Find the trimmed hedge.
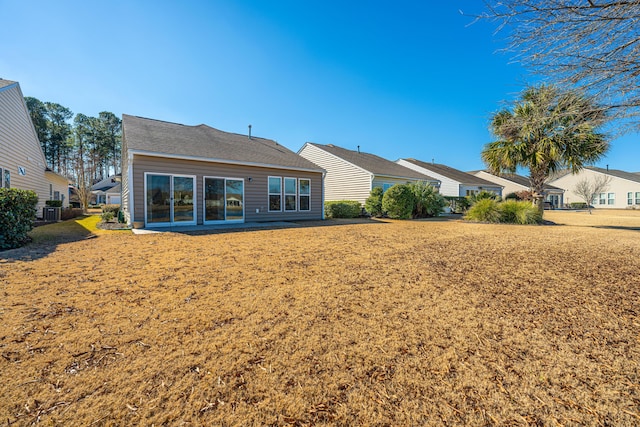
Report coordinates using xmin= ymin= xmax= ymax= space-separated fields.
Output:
xmin=45 ymin=200 xmax=63 ymax=207
xmin=364 ymin=187 xmax=384 ymax=217
xmin=0 ymin=188 xmax=39 ymax=250
xmin=382 ymin=184 xmax=415 ymax=219
xmin=324 ymin=200 xmax=361 ymax=218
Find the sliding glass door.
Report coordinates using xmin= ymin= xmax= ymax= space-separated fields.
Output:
xmin=145 ymin=173 xmax=195 ymax=226
xmin=204 ymin=177 xmax=244 ymax=223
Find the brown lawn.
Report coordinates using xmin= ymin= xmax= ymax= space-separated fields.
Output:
xmin=1 ymin=210 xmax=639 ymax=425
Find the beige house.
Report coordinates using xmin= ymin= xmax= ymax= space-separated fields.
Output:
xmin=397 ymin=159 xmax=502 ymax=198
xmin=298 ymin=143 xmax=439 ymax=205
xmin=550 ymin=167 xmax=640 ymax=209
xmin=471 ymin=170 xmax=565 ymax=208
xmin=0 ymin=79 xmax=69 ymax=215
xmin=121 ymin=115 xmax=325 ymax=228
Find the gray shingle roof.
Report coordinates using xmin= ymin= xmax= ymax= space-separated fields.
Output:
xmin=0 ymin=79 xmax=17 ymax=89
xmin=402 ymin=159 xmax=499 ymax=186
xmin=307 ymin=143 xmax=437 ymax=181
xmin=475 ymin=171 xmax=563 ymax=191
xmin=123 ymin=115 xmax=323 ymax=172
xmin=588 ymin=167 xmax=640 ymax=184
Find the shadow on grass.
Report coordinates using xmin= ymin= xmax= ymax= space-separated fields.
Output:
xmin=0 ymin=216 xmax=98 ymax=262
xmin=591 ymin=225 xmax=640 ymax=232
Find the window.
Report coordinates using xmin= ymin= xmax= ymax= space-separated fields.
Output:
xmin=636 ymin=192 xmax=640 ymax=205
xmin=299 ymin=179 xmax=310 ymax=211
xmin=608 ymin=193 xmax=615 ymax=205
xmin=54 ymin=191 xmax=60 ymax=201
xmin=284 ymin=178 xmax=297 ymax=211
xmin=629 ymin=192 xmax=634 ymax=206
xmin=268 ymin=177 xmax=282 ymax=211
xmin=599 ymin=193 xmax=606 ymax=205
xmin=50 ymin=184 xmax=53 ymax=198
xmin=382 ymin=183 xmax=393 ymax=192
xmin=466 ymin=189 xmax=478 ymax=197
xmin=3 ymin=168 xmax=9 ymax=188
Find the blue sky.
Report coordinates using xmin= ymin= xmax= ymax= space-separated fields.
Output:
xmin=2 ymin=0 xmax=638 ymax=172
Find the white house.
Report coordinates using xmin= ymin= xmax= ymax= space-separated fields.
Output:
xmin=550 ymin=167 xmax=640 ymax=209
xmin=0 ymin=79 xmax=69 ymax=215
xmin=397 ymin=158 xmax=503 ymax=198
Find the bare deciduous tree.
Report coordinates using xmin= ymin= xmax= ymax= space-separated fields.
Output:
xmin=573 ymin=174 xmax=612 ymax=214
xmin=477 ymin=1 xmax=640 ymax=131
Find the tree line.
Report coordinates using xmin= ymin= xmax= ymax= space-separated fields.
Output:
xmin=25 ymin=97 xmax=121 ymax=210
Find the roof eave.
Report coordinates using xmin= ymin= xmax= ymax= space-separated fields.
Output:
xmin=128 ymin=149 xmax=325 ymax=174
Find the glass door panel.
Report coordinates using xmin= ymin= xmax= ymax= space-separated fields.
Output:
xmin=173 ymin=176 xmax=194 ymax=222
xmin=225 ymin=179 xmax=244 ymax=220
xmin=204 ymin=178 xmax=225 ymax=221
xmin=146 ymin=174 xmax=171 ymax=224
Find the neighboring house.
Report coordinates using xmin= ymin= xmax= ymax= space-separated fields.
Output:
xmin=0 ymin=79 xmax=69 ymax=215
xmin=549 ymin=167 xmax=640 ymax=209
xmin=91 ymin=174 xmax=121 ymax=205
xmin=297 ymin=143 xmax=439 ymax=204
xmin=121 ymin=115 xmax=325 ymax=227
xmin=471 ymin=170 xmax=565 ymax=208
xmin=397 ymin=158 xmax=503 ymax=198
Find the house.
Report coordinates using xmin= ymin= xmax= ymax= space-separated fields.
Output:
xmin=471 ymin=170 xmax=565 ymax=208
xmin=549 ymin=167 xmax=640 ymax=209
xmin=91 ymin=174 xmax=121 ymax=205
xmin=297 ymin=143 xmax=439 ymax=205
xmin=396 ymin=158 xmax=503 ymax=198
xmin=0 ymin=79 xmax=69 ymax=215
xmin=121 ymin=115 xmax=325 ymax=227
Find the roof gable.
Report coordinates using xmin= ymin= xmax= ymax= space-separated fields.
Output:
xmin=307 ymin=143 xmax=436 ymax=181
xmin=122 ymin=115 xmax=323 ymax=172
xmin=588 ymin=167 xmax=640 ymax=184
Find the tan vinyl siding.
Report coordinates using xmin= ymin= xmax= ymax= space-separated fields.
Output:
xmin=0 ymin=83 xmax=53 ymax=216
xmin=551 ymin=168 xmax=640 ymax=209
xmin=299 ymin=143 xmax=371 ymax=204
xmin=130 ymin=155 xmax=323 ymax=224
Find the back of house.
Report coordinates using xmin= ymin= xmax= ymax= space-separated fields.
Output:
xmin=121 ymin=115 xmax=325 ymax=228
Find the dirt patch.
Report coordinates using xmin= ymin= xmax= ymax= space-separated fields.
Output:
xmin=1 ymin=212 xmax=639 ymax=425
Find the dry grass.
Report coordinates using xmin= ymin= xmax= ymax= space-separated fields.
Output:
xmin=1 ymin=211 xmax=639 ymax=425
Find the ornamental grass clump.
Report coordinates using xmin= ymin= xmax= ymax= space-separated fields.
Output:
xmin=465 ymin=199 xmax=542 ymax=224
xmin=464 ymin=198 xmax=501 ymax=223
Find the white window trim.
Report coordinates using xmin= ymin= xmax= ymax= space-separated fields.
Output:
xmin=268 ymin=176 xmax=282 ymax=212
xmin=202 ymin=176 xmax=245 ymax=224
xmin=284 ymin=177 xmax=297 ymax=211
xmin=299 ymin=178 xmax=311 ymax=211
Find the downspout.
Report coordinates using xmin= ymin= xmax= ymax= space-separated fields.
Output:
xmin=321 ymin=171 xmax=326 ymax=220
xmin=127 ymin=151 xmax=134 ymax=226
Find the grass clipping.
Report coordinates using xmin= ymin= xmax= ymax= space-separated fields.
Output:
xmin=0 ymin=210 xmax=639 ymax=425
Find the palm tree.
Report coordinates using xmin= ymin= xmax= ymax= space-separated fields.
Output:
xmin=482 ymin=84 xmax=609 ymax=214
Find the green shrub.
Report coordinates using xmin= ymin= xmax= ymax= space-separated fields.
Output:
xmin=61 ymin=208 xmax=84 ymax=220
xmin=504 ymin=192 xmax=520 ymax=200
xmin=45 ymin=200 xmax=63 ymax=207
xmin=467 ymin=190 xmax=501 ymax=205
xmin=499 ymin=200 xmax=542 ymax=224
xmin=324 ymin=200 xmax=361 ymax=218
xmin=464 ymin=198 xmax=501 ymax=223
xmin=364 ymin=187 xmax=384 ymax=217
xmin=445 ymin=196 xmax=470 ymax=213
xmin=102 ymin=204 xmax=120 ymax=215
xmin=101 ymin=211 xmax=115 ymax=222
xmin=382 ymin=184 xmax=415 ymax=219
xmin=411 ymin=181 xmax=446 ymax=218
xmin=0 ymin=188 xmax=39 ymax=250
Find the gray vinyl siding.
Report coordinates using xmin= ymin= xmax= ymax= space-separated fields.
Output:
xmin=130 ymin=155 xmax=323 ymax=225
xmin=0 ymin=83 xmax=58 ymax=216
xmin=299 ymin=143 xmax=371 ymax=204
